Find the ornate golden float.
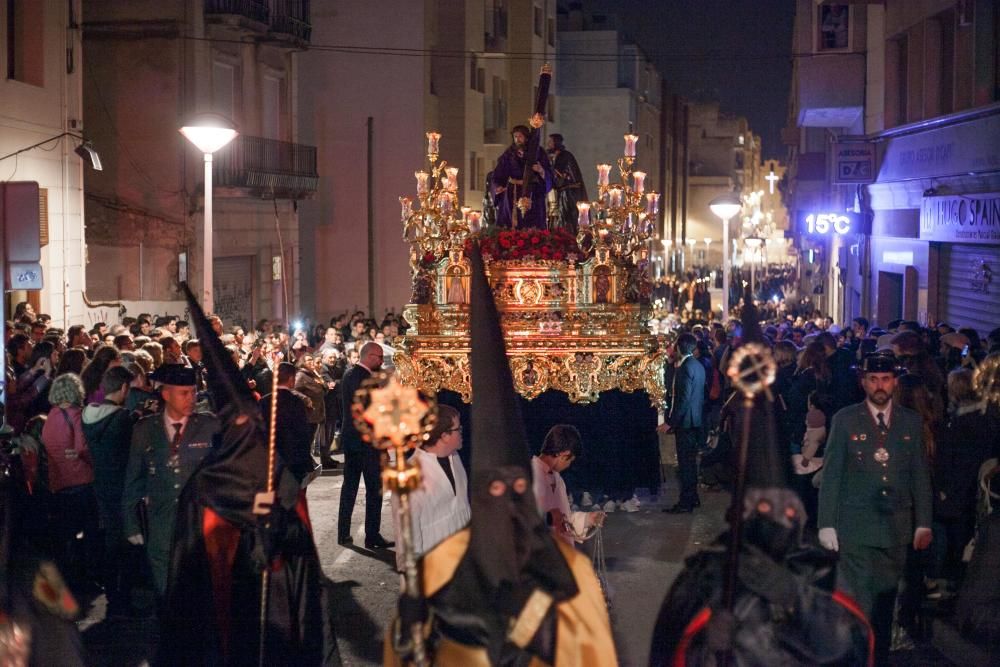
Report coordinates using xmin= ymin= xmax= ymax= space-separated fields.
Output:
xmin=395 ymin=130 xmax=667 ymax=406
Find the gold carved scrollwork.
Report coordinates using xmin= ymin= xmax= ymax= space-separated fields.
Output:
xmin=517 ymin=280 xmax=541 ymax=305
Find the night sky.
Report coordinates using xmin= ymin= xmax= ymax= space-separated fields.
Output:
xmin=579 ymin=0 xmax=797 ymax=160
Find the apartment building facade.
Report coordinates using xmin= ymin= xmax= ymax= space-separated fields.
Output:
xmin=298 ymin=0 xmax=558 ymax=319
xmin=82 ymin=0 xmax=316 ymax=328
xmin=1 ymin=0 xmax=87 ymax=328
xmin=786 ymin=0 xmax=999 ymax=332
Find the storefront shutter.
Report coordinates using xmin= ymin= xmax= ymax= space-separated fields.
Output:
xmin=939 ymin=243 xmax=1000 ymax=336
xmin=213 ymin=255 xmax=254 ymax=330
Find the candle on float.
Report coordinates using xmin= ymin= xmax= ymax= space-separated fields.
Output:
xmin=415 ymin=171 xmax=430 ymax=195
xmin=426 ymin=131 xmax=441 ymax=155
xmin=468 ymin=211 xmax=482 ymax=233
xmin=633 ymin=171 xmax=646 ymax=194
xmin=400 ymin=196 xmax=413 ymax=220
xmin=597 ymin=164 xmax=611 ymax=187
xmin=445 ymin=167 xmax=459 ymax=191
xmin=645 ymin=192 xmax=660 ymax=216
xmin=624 ymin=133 xmax=639 ymax=158
xmin=576 ymin=201 xmax=591 ymax=228
xmin=438 ymin=191 xmax=452 ymax=214
xmin=609 ymin=186 xmax=623 ymax=208
xmin=460 ymin=206 xmax=471 ymax=221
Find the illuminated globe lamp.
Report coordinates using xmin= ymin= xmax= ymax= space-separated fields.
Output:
xmin=709 ymin=193 xmax=743 ymax=319
xmin=179 ymin=113 xmax=239 ymax=313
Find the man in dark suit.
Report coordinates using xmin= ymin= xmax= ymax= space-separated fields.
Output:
xmin=122 ymin=365 xmax=220 ymax=595
xmin=337 ymin=342 xmax=393 ymax=549
xmin=659 ymin=333 xmax=706 ymax=513
xmin=260 ymin=362 xmax=317 ymax=484
xmin=818 ymin=352 xmax=932 ymax=664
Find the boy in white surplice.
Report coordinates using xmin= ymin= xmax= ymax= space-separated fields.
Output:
xmin=399 ymin=405 xmax=470 ymax=569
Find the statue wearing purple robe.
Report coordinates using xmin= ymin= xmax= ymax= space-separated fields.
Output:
xmin=490 ymin=126 xmax=554 ymax=230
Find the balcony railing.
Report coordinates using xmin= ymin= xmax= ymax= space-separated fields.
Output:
xmin=214 ymin=135 xmax=318 ymax=197
xmin=204 ymin=0 xmax=270 ymax=25
xmin=270 ymin=0 xmax=311 ymax=42
xmin=204 ymin=0 xmax=311 ymax=44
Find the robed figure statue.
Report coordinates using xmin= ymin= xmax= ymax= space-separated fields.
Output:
xmin=547 ymin=133 xmax=588 ymax=234
xmin=491 ymin=124 xmax=553 ymax=230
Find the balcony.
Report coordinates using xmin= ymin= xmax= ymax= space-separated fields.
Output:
xmin=204 ymin=0 xmax=311 ymax=45
xmin=204 ymin=0 xmax=270 ymax=29
xmin=796 ymin=52 xmax=865 ymax=128
xmin=269 ymin=0 xmax=311 ymax=44
xmin=213 ymin=135 xmax=318 ymax=199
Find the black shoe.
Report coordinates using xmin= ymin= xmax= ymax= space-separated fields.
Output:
xmin=337 ymin=536 xmax=353 ymax=546
xmin=365 ymin=535 xmax=395 ymax=549
xmin=663 ymin=503 xmax=696 ymax=514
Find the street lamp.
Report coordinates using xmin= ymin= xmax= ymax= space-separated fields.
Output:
xmin=179 ymin=113 xmax=238 ymax=313
xmin=709 ymin=193 xmax=742 ymax=319
xmin=744 ymin=235 xmax=764 ymax=298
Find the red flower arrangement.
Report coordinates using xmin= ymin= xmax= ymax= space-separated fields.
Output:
xmin=465 ymin=228 xmax=581 ymax=262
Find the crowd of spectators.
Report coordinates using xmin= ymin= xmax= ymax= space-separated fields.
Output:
xmin=1 ymin=301 xmax=408 ymax=615
xmin=663 ymin=305 xmax=1000 ymax=652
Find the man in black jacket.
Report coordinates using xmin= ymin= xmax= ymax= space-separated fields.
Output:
xmin=660 ymin=333 xmax=706 ymax=513
xmin=336 ymin=342 xmax=393 ymax=549
xmin=260 ymin=362 xmax=317 ymax=484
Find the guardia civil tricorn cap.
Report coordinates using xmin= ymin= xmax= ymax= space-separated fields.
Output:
xmin=858 ymin=351 xmax=904 ymax=376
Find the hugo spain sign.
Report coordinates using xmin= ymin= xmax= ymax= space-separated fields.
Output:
xmin=920 ymin=193 xmax=1000 ymax=244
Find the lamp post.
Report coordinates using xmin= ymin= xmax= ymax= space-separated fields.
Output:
xmin=179 ymin=113 xmax=238 ymax=313
xmin=709 ymin=193 xmax=742 ymax=319
xmin=744 ymin=235 xmax=764 ymax=299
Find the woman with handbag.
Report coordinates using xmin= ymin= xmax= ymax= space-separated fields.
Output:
xmin=41 ymin=373 xmax=101 ymax=595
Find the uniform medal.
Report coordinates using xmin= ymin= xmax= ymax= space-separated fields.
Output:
xmin=874 ymin=447 xmax=890 ymax=463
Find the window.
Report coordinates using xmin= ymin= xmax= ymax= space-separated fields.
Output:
xmin=817 ymin=4 xmax=850 ymax=51
xmin=894 ymin=34 xmax=909 ymax=125
xmin=6 ymin=0 xmax=44 ymax=86
xmin=212 ymin=61 xmax=238 ymax=121
xmin=936 ymin=10 xmax=956 ymax=115
xmin=262 ymin=75 xmax=281 ymax=140
xmin=547 ymin=16 xmax=555 ymax=47
xmin=533 ymin=5 xmax=542 ymax=37
xmin=470 ymin=151 xmax=480 ymax=191
xmin=477 ymin=67 xmax=485 ymax=93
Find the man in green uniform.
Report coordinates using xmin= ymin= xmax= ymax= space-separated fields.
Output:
xmin=818 ymin=352 xmax=932 ymax=664
xmin=122 ymin=365 xmax=219 ymax=595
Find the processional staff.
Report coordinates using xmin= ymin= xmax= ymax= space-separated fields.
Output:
xmin=352 ymin=374 xmax=437 ymax=666
xmin=720 ymin=342 xmax=776 ymax=663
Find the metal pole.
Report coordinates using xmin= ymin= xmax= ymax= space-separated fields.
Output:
xmin=366 ymin=117 xmax=375 ymax=317
xmin=722 ymin=215 xmax=731 ymax=319
xmin=204 ymin=152 xmax=214 ymax=314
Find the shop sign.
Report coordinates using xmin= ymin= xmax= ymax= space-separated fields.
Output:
xmin=920 ymin=193 xmax=1000 ymax=244
xmin=833 ymin=141 xmax=875 ymax=184
xmin=878 ymin=113 xmax=1000 ymax=182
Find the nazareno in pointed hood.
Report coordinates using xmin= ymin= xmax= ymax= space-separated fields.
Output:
xmin=179 ymin=283 xmax=294 ymax=525
xmin=428 ymin=244 xmax=577 ymax=660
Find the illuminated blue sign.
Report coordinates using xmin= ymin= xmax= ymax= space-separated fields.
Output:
xmin=797 ymin=211 xmax=860 ymax=236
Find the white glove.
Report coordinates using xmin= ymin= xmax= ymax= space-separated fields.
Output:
xmin=818 ymin=527 xmax=839 ymax=552
xmin=127 ymin=534 xmax=145 ymax=546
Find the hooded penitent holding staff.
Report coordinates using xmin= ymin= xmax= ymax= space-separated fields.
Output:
xmin=157 ymin=284 xmax=336 ymax=666
xmin=648 ymin=292 xmax=873 ymax=667
xmin=386 ymin=244 xmax=616 ymax=665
